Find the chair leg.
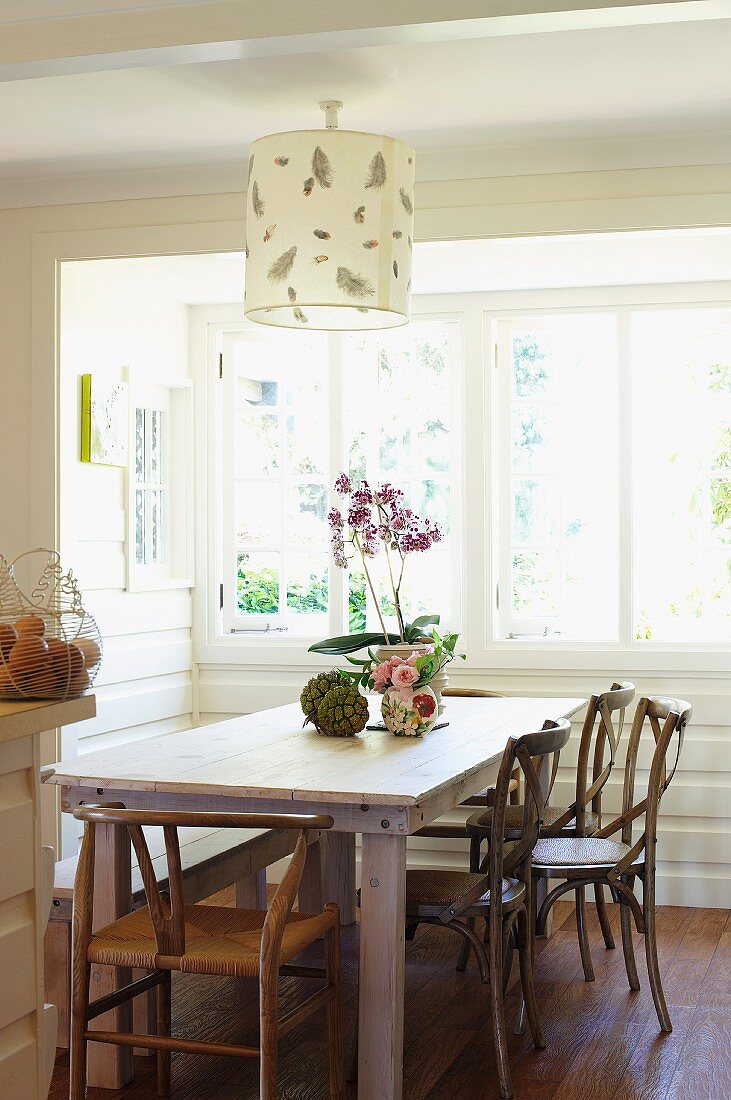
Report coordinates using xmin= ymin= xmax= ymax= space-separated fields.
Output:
xmin=516 ymin=903 xmax=545 ymax=1051
xmin=620 ymin=892 xmax=641 ymax=992
xmin=575 ymin=885 xmax=595 ymax=982
xmin=69 ymin=960 xmax=90 ymax=1100
xmin=457 ymin=833 xmax=483 ymax=972
xmin=156 ymin=971 xmax=172 ymax=1098
xmin=489 ymin=915 xmax=513 ymax=1099
xmin=325 ymin=906 xmax=344 ymax=1100
xmin=644 ymin=874 xmax=672 ymax=1032
xmin=260 ymin=974 xmax=279 ymax=1100
xmin=594 ymin=882 xmax=615 ymax=949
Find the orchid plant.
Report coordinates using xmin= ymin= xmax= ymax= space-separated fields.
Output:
xmin=308 ymin=473 xmax=446 ymax=655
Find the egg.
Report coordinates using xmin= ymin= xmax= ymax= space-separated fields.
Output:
xmin=0 ymin=666 xmax=19 ymax=695
xmin=66 ymin=668 xmax=90 ymax=696
xmin=25 ymin=661 xmax=58 ymax=697
xmin=16 ymin=615 xmax=45 ymax=638
xmin=73 ymin=637 xmax=101 ymax=668
xmin=8 ymin=636 xmax=49 ymax=679
xmin=0 ymin=623 xmax=18 ymax=658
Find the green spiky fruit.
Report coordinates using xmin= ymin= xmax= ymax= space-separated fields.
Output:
xmin=300 ymin=670 xmax=346 ymax=725
xmin=315 ymin=684 xmax=369 ymax=737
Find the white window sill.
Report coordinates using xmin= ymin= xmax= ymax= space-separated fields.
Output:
xmin=195 ymin=637 xmax=731 ymax=676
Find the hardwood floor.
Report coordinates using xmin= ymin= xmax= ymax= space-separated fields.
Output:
xmin=50 ymin=894 xmax=731 ymax=1100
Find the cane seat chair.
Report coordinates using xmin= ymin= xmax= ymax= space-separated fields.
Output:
xmin=531 ymin=695 xmax=691 ymax=1032
xmin=69 ymin=806 xmax=344 ymax=1100
xmin=404 ymin=717 xmax=572 ymax=1099
xmin=465 ymin=680 xmax=635 ymax=975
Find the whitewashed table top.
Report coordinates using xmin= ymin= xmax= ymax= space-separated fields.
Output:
xmin=49 ymin=695 xmax=585 ymax=808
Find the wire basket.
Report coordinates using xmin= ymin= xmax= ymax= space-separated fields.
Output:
xmin=0 ymin=549 xmax=102 ymax=701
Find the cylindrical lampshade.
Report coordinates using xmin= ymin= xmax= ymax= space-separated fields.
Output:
xmin=244 ymin=129 xmax=415 ymax=330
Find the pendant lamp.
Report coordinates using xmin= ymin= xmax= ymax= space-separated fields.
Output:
xmin=244 ymin=101 xmax=415 ymax=331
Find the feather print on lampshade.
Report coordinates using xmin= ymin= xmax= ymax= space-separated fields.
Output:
xmin=244 ymin=121 xmax=415 ymax=331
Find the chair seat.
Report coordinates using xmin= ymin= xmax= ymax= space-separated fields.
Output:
xmin=466 ymin=803 xmax=599 ymax=839
xmin=87 ymin=903 xmax=336 ymax=977
xmin=405 ymin=869 xmax=524 ymax=914
xmin=531 ymin=836 xmax=644 ymax=870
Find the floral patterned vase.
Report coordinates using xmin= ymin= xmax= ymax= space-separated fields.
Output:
xmin=381 ymin=684 xmax=439 ymax=737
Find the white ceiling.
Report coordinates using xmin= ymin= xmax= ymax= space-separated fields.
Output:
xmin=68 ymin=229 xmax=731 ymax=305
xmin=1 ymin=16 xmax=730 ymax=193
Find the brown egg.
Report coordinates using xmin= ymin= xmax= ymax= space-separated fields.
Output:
xmin=0 ymin=665 xmax=19 ymax=695
xmin=48 ymin=639 xmax=84 ymax=690
xmin=0 ymin=623 xmax=18 ymax=658
xmin=73 ymin=637 xmax=101 ymax=668
xmin=25 ymin=660 xmax=58 ymax=698
xmin=16 ymin=614 xmax=45 ymax=638
xmin=66 ymin=668 xmax=91 ymax=696
xmin=8 ymin=636 xmax=49 ymax=679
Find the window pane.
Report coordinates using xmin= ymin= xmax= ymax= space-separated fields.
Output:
xmin=135 ymin=409 xmax=145 ymax=482
xmin=632 ymin=308 xmax=731 ymax=641
xmin=501 ymin=313 xmax=619 ymax=641
xmin=512 ymin=331 xmax=556 ymax=398
xmin=285 ymin=555 xmax=328 ymax=615
xmin=235 ymin=482 xmax=282 ymax=547
xmin=284 ymin=483 xmax=328 ymax=548
xmin=234 ymin=411 xmax=279 ymax=476
xmin=135 ymin=489 xmax=145 ymax=564
xmin=150 ymin=409 xmax=162 ymax=483
xmin=237 ymin=551 xmax=279 ymax=615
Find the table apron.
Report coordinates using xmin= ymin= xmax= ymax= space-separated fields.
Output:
xmin=60 ymin=785 xmax=418 ymax=835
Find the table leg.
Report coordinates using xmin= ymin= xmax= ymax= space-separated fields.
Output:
xmin=358 ymin=832 xmax=406 ymax=1100
xmin=299 ymin=833 xmax=326 ymax=914
xmin=324 ymin=832 xmax=356 ymax=925
xmin=87 ymin=821 xmax=134 ymax=1088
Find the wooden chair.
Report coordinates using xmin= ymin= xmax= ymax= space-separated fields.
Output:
xmin=531 ymin=695 xmax=691 ymax=1032
xmin=465 ymin=680 xmax=635 ymax=977
xmin=69 ymin=806 xmax=344 ymax=1100
xmin=351 ymin=717 xmax=571 ymax=1099
xmin=412 ymin=688 xmax=519 ymax=844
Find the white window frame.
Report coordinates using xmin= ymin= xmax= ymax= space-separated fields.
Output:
xmin=125 ymin=372 xmax=194 ymax=592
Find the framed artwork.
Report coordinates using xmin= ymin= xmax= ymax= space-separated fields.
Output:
xmin=80 ymin=373 xmax=129 ymax=467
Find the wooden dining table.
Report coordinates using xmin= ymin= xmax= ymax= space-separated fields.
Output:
xmin=50 ymin=692 xmax=584 ymax=1100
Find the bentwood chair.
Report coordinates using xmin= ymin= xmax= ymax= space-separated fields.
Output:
xmin=466 ymin=681 xmax=635 ymax=977
xmin=531 ymin=696 xmax=691 ymax=1032
xmin=69 ymin=806 xmax=344 ymax=1100
xmin=412 ymin=689 xmax=519 ymax=848
xmin=403 ymin=717 xmax=572 ymax=1099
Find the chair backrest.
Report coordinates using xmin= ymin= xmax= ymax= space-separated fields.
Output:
xmin=71 ymin=806 xmax=333 ymax=964
xmin=596 ymin=695 xmax=691 ymax=876
xmin=440 ymin=717 xmax=571 ymax=924
xmin=545 ymin=680 xmax=635 ymax=836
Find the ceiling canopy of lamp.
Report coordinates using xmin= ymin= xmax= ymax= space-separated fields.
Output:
xmin=244 ymin=101 xmax=415 ymax=331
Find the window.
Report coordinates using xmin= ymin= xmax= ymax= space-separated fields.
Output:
xmin=126 ymin=377 xmax=194 ymax=591
xmin=134 ymin=406 xmax=168 ymax=566
xmin=220 ymin=319 xmax=461 ymax=636
xmin=494 ymin=304 xmax=731 ymax=644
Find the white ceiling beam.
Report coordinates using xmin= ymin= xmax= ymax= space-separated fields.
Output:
xmin=1 ymin=0 xmax=729 ymax=80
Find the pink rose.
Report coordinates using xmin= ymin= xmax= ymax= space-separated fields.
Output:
xmin=371 ymin=661 xmax=394 ymax=693
xmin=391 ymin=663 xmax=419 ymax=690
